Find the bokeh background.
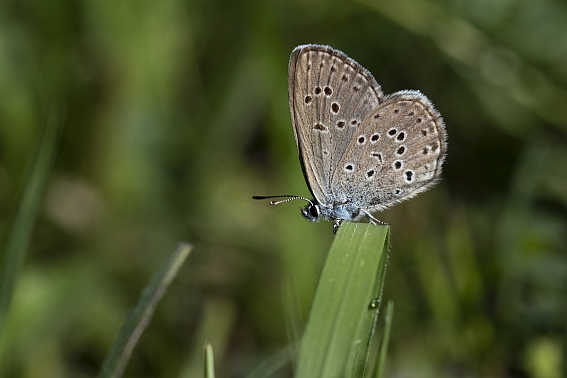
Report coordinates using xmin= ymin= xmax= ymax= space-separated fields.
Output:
xmin=1 ymin=0 xmax=567 ymax=377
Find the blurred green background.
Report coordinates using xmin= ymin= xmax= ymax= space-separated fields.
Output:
xmin=1 ymin=0 xmax=567 ymax=377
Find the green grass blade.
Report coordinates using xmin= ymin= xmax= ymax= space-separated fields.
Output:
xmin=98 ymin=242 xmax=192 ymax=378
xmin=374 ymin=300 xmax=394 ymax=378
xmin=295 ymin=223 xmax=390 ymax=378
xmin=204 ymin=342 xmax=215 ymax=378
xmin=0 ymin=106 xmax=63 ymax=347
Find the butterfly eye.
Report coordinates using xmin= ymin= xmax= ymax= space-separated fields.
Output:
xmin=309 ymin=204 xmax=320 ymax=217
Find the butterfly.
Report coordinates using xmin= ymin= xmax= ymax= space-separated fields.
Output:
xmin=254 ymin=44 xmax=447 ymax=233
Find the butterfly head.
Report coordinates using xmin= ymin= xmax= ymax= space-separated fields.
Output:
xmin=300 ymin=201 xmax=321 ymax=222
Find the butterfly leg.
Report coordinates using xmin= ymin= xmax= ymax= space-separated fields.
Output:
xmin=332 ymin=219 xmax=343 ymax=234
xmin=361 ymin=209 xmax=388 ymax=226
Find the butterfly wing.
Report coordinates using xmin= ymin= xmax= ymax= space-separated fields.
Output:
xmin=288 ymin=45 xmax=384 ymax=206
xmin=332 ymin=90 xmax=447 ymax=211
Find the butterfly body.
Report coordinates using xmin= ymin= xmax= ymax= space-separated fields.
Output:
xmin=300 ymin=199 xmax=363 ymax=223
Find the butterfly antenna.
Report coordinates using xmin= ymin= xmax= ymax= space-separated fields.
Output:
xmin=252 ymin=195 xmax=313 ymax=206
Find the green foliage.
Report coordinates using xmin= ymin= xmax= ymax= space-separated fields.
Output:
xmin=374 ymin=301 xmax=394 ymax=378
xmin=296 ymin=223 xmax=389 ymax=378
xmin=204 ymin=342 xmax=215 ymax=378
xmin=98 ymin=243 xmax=192 ymax=378
xmin=0 ymin=106 xmax=63 ymax=351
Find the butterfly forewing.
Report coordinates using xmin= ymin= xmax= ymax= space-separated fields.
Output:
xmin=332 ymin=90 xmax=447 ymax=211
xmin=288 ymin=45 xmax=384 ymax=205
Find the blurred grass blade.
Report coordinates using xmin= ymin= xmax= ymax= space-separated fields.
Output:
xmin=98 ymin=242 xmax=192 ymax=378
xmin=204 ymin=342 xmax=215 ymax=378
xmin=244 ymin=348 xmax=293 ymax=378
xmin=282 ymin=276 xmax=304 ymax=364
xmin=374 ymin=301 xmax=394 ymax=378
xmin=179 ymin=297 xmax=236 ymax=378
xmin=0 ymin=105 xmax=64 ymax=346
xmin=295 ymin=223 xmax=390 ymax=378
